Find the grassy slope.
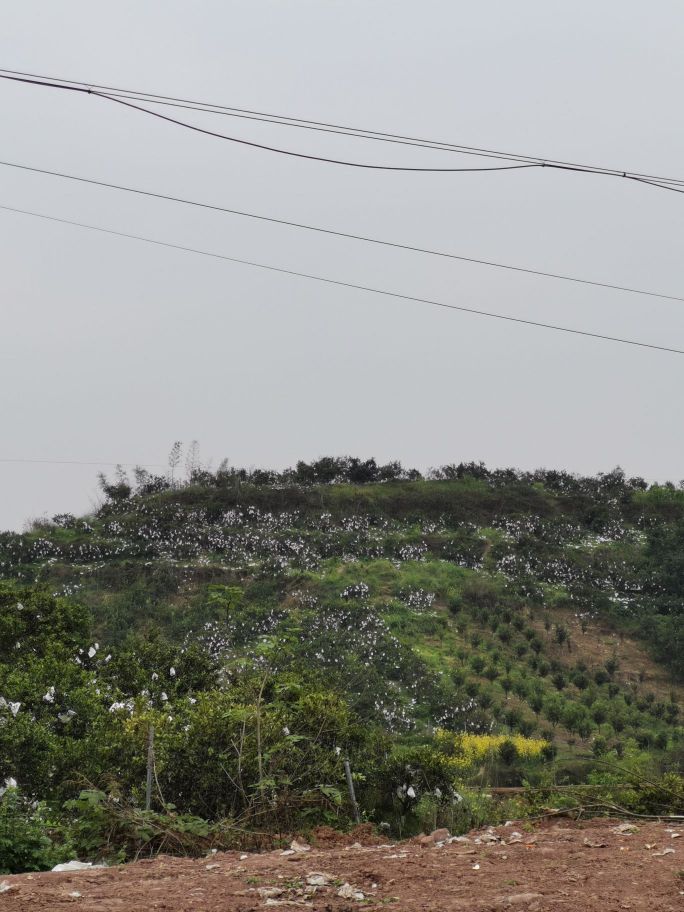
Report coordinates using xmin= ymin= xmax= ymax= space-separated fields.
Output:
xmin=2 ymin=477 xmax=682 ymax=754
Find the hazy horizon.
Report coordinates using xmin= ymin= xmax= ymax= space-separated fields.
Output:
xmin=7 ymin=449 xmax=682 ymax=535
xmin=1 ymin=1 xmax=683 ymax=531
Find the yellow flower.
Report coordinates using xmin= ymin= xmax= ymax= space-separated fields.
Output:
xmin=434 ymin=730 xmax=548 ymax=764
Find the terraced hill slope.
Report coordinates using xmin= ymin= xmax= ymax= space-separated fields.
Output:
xmin=2 ymin=460 xmax=682 ymax=756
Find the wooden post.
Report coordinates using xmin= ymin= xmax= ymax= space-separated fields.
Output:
xmin=145 ymin=724 xmax=155 ymax=811
xmin=343 ymin=757 xmax=361 ymax=824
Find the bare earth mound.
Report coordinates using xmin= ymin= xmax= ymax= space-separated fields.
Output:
xmin=3 ymin=819 xmax=682 ymax=911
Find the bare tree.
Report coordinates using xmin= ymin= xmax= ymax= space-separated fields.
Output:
xmin=168 ymin=441 xmax=182 ymax=486
xmin=185 ymin=440 xmax=200 ymax=479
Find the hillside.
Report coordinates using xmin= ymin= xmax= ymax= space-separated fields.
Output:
xmin=1 ymin=458 xmax=683 ymax=870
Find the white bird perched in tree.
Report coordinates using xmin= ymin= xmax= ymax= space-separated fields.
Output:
xmin=0 ymin=777 xmax=17 ymax=797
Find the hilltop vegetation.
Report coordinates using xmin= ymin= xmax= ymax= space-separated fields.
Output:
xmin=0 ymin=455 xmax=683 ymax=870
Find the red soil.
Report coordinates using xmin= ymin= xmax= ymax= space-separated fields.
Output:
xmin=3 ymin=818 xmax=682 ymax=911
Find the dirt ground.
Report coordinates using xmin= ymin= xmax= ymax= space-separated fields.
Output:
xmin=2 ymin=818 xmax=683 ymax=911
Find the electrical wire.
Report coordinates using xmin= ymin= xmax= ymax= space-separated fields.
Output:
xmin=98 ymin=89 xmax=539 ymax=173
xmin=6 ymin=67 xmax=529 ymax=161
xmin=1 ymin=66 xmax=684 ymax=189
xmin=2 ymin=158 xmax=681 ymax=303
xmin=1 ymin=201 xmax=681 ymax=356
xmin=629 ymin=176 xmax=684 ymax=196
xmin=0 ymin=458 xmax=165 ymax=467
xmin=0 ymin=74 xmax=538 ymax=174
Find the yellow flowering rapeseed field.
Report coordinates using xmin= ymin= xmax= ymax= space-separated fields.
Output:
xmin=434 ymin=730 xmax=549 ymax=771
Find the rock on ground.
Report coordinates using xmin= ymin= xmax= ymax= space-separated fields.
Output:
xmin=3 ymin=819 xmax=683 ymax=911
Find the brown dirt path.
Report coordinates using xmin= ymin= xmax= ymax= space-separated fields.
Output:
xmin=2 ymin=819 xmax=683 ymax=911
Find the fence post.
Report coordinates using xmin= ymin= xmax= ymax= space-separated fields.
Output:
xmin=145 ymin=724 xmax=155 ymax=811
xmin=343 ymin=757 xmax=361 ymax=824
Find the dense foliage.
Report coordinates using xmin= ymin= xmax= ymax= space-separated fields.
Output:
xmin=0 ymin=454 xmax=682 ymax=870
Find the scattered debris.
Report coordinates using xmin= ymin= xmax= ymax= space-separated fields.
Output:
xmin=611 ymin=823 xmax=638 ymax=836
xmin=5 ymin=820 xmax=683 ymax=910
xmin=507 ymin=833 xmax=537 ymax=845
xmin=51 ymin=861 xmax=97 ymax=873
xmin=476 ymin=827 xmax=502 ymax=845
xmin=305 ymin=872 xmax=332 ymax=886
xmin=337 ymin=882 xmax=365 ymax=901
xmin=258 ymin=886 xmax=285 ymax=898
xmin=289 ymin=839 xmax=311 ymax=854
xmin=264 ymin=900 xmax=312 ymax=908
xmin=420 ymin=827 xmax=451 ymax=847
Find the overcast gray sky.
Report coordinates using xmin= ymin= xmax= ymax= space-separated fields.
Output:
xmin=1 ymin=1 xmax=683 ymax=531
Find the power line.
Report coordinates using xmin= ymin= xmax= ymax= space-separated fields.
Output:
xmin=7 ymin=66 xmax=519 ymax=161
xmin=0 ymin=458 xmax=165 ymax=468
xmin=1 ymin=66 xmax=684 ymax=189
xmin=0 ymin=74 xmax=537 ymax=174
xmin=2 ymin=158 xmax=681 ymax=303
xmin=3 ymin=66 xmax=570 ymax=160
xmin=1 ymin=201 xmax=682 ymax=356
xmin=100 ymin=90 xmax=538 ymax=173
xmin=629 ymin=176 xmax=684 ymax=196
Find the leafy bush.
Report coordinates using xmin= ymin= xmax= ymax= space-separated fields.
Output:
xmin=0 ymin=789 xmax=67 ymax=874
xmin=63 ymin=789 xmax=238 ymax=862
xmin=2 ymin=460 xmax=684 ymax=865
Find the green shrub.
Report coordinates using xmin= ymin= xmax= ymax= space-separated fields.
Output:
xmin=498 ymin=739 xmax=518 ymax=765
xmin=0 ymin=789 xmax=66 ymax=874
